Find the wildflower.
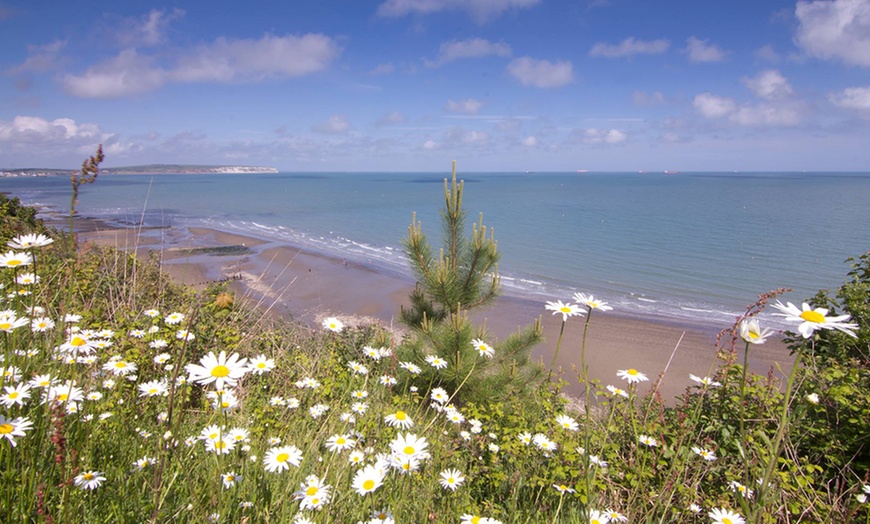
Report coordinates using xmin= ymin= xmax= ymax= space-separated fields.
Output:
xmin=0 ymin=250 xmax=32 ymax=268
xmin=209 ymin=389 xmax=238 ymax=412
xmin=390 ymin=433 xmax=430 ymax=460
xmin=149 ymin=339 xmax=168 ymax=349
xmin=309 ymin=404 xmax=329 ymax=418
xmin=176 ymin=329 xmax=195 ymax=341
xmin=689 ymin=374 xmax=721 ymax=387
xmin=729 ymin=480 xmax=754 ymax=498
xmin=86 ymin=391 xmax=103 ymax=401
xmin=8 ymin=233 xmax=53 ymax=249
xmin=425 ymin=355 xmax=448 ymax=369
xmin=138 ymin=380 xmax=169 ymax=397
xmin=396 ymin=362 xmax=419 ymax=375
xmin=445 ymin=408 xmax=465 ymax=424
xmin=322 ymin=316 xmax=344 ymax=332
xmin=589 ymin=455 xmax=608 ymax=468
xmin=186 ymin=351 xmax=249 ymax=390
xmin=806 ymin=392 xmax=820 ymax=404
xmin=534 ymin=436 xmax=558 ymax=453
xmin=47 ymin=382 xmax=84 ymax=405
xmin=553 ymin=483 xmax=575 ymax=493
xmin=617 ymin=368 xmax=648 ymax=384
xmin=587 ymin=510 xmax=610 ymax=524
xmin=574 ymin=292 xmax=613 ymax=312
xmin=352 ymin=464 xmax=385 ymax=496
xmin=133 ymin=457 xmax=156 ymax=470
xmin=0 ymin=312 xmax=29 ymax=333
xmin=247 ymin=355 xmax=275 ymax=374
xmin=103 ymin=359 xmax=137 ymax=376
xmin=379 ymin=375 xmax=397 ymax=386
xmin=431 ymin=387 xmax=449 ymax=403
xmin=545 ymin=300 xmax=584 ymax=321
xmin=325 ymin=433 xmax=356 ymax=452
xmin=349 ymin=450 xmax=365 ymax=465
xmin=207 ymin=514 xmax=219 ymax=523
xmin=164 ymin=312 xmax=185 ymax=325
xmin=771 ymin=300 xmax=858 ymax=338
xmin=0 ymin=415 xmax=33 ymax=446
xmin=688 ymin=504 xmax=702 ymax=513
xmin=220 ymin=471 xmax=240 ymax=489
xmin=352 ymin=402 xmax=369 ymax=414
xmin=606 ymin=384 xmax=629 ymax=398
xmin=0 ymin=383 xmax=31 ymax=407
xmin=518 ymin=432 xmax=532 ymax=445
xmin=263 ymin=445 xmax=303 ymax=473
xmin=295 ymin=377 xmax=321 ymax=389
xmin=64 ymin=313 xmax=82 ymax=323
xmin=370 ymin=508 xmax=395 ymax=523
xmin=708 ymin=508 xmax=745 ymax=524
xmin=206 ymin=437 xmax=235 ymax=455
xmin=439 ymin=468 xmax=465 ymax=491
xmin=555 ymin=414 xmax=579 ymax=431
xmin=384 ymin=410 xmax=414 ymax=429
xmin=391 ymin=454 xmax=421 ymax=474
xmin=295 ymin=475 xmax=332 ymax=510
xmin=16 ymin=273 xmax=39 ymax=285
xmin=606 ymin=510 xmax=628 ymax=522
xmin=74 ymin=471 xmax=105 ymax=490
xmin=378 ymin=347 xmax=393 ymax=358
xmin=638 ymin=435 xmax=658 ymax=447
xmin=692 ymin=446 xmax=717 ymax=461
xmin=351 ymin=389 xmax=369 ymax=399
xmin=472 ymin=338 xmax=495 ymax=358
xmin=738 ymin=319 xmax=774 ymax=344
xmin=144 ymin=309 xmax=160 ymax=318
xmin=154 ymin=353 xmax=171 ymax=364
xmin=488 ymin=443 xmax=500 ymax=453
xmin=363 ymin=346 xmax=382 ymax=359
xmin=348 ymin=361 xmax=369 ymax=375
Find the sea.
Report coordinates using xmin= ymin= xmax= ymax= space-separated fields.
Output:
xmin=4 ymin=171 xmax=870 ymax=330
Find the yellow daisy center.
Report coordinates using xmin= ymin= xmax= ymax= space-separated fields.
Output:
xmin=7 ymin=260 xmax=21 ymax=267
xmin=0 ymin=423 xmax=13 ymax=434
xmin=336 ymin=437 xmax=346 ymax=444
xmin=471 ymin=517 xmax=481 ymax=524
xmin=748 ymin=331 xmax=759 ymax=339
xmin=226 ymin=475 xmax=234 ymax=481
xmin=276 ymin=453 xmax=289 ymax=463
xmin=363 ymin=479 xmax=375 ymax=490
xmin=9 ymin=392 xmax=18 ymax=399
xmin=215 ymin=441 xmax=227 ymax=449
xmin=722 ymin=519 xmax=733 ymax=524
xmin=403 ymin=445 xmax=415 ymax=455
xmin=559 ymin=484 xmax=567 ymax=490
xmin=448 ymin=477 xmax=455 ymax=483
xmin=257 ymin=362 xmax=266 ymax=368
xmin=211 ymin=365 xmax=230 ymax=377
xmin=402 ymin=463 xmax=411 ymax=471
xmin=114 ymin=362 xmax=127 ymax=368
xmin=83 ymin=473 xmax=94 ymax=480
xmin=800 ymin=310 xmax=826 ymax=323
xmin=57 ymin=393 xmax=68 ymax=401
xmin=306 ymin=486 xmax=318 ymax=496
xmin=71 ymin=337 xmax=86 ymax=347
xmin=395 ymin=411 xmax=406 ymax=420
xmin=591 ymin=520 xmax=601 ymax=524
xmin=627 ymin=369 xmax=638 ymax=375
xmin=559 ymin=306 xmax=571 ymax=313
xmin=0 ymin=323 xmax=11 ymax=330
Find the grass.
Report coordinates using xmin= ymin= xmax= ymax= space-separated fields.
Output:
xmin=0 ymin=195 xmax=869 ymax=523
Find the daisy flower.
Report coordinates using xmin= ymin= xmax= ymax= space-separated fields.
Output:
xmin=0 ymin=383 xmax=31 ymax=407
xmin=227 ymin=427 xmax=250 ymax=444
xmin=587 ymin=509 xmax=610 ymax=524
xmin=164 ymin=312 xmax=185 ymax=325
xmin=16 ymin=273 xmax=39 ymax=285
xmin=324 ymin=433 xmax=356 ymax=452
xmin=128 ymin=328 xmax=146 ymax=338
xmin=806 ymin=392 xmax=820 ymax=404
xmin=309 ymin=404 xmax=329 ymax=418
xmin=517 ymin=432 xmax=532 ymax=445
xmin=606 ymin=509 xmax=628 ymax=522
xmin=589 ymin=455 xmax=608 ymax=468
xmin=351 ymin=389 xmax=369 ymax=399
xmin=0 ymin=312 xmax=29 ymax=333
xmin=708 ymin=507 xmax=745 ymax=524
xmin=348 ymin=361 xmax=369 ymax=375
xmin=399 ymin=361 xmax=421 ymax=374
xmin=144 ymin=309 xmax=160 ymax=318
xmin=771 ymin=300 xmax=858 ymax=338
xmin=103 ymin=359 xmax=137 ymax=376
xmin=445 ymin=408 xmax=465 ymax=424
xmin=472 ymin=339 xmax=495 ymax=358
xmin=689 ymin=374 xmax=721 ymax=387
xmin=553 ymin=483 xmax=575 ymax=493
xmin=370 ymin=509 xmax=395 ymax=523
xmin=186 ymin=351 xmax=249 ymax=390
xmin=133 ymin=456 xmax=156 ymax=470
xmin=322 ymin=316 xmax=344 ymax=332
xmin=425 ymin=355 xmax=447 ymax=369
xmin=390 ymin=433 xmax=430 ymax=460
xmin=379 ymin=375 xmax=397 ymax=386
xmin=154 ymin=353 xmax=171 ymax=364
xmin=430 ymin=387 xmax=449 ymax=404
xmin=348 ymin=449 xmax=365 ymax=465
xmin=351 ymin=401 xmax=369 ymax=414
xmin=363 ymin=346 xmax=382 ymax=359
xmin=391 ymin=454 xmax=421 ymax=474
xmin=74 ymin=471 xmax=105 ymax=490
xmin=7 ymin=233 xmax=53 ymax=249
xmin=263 ymin=445 xmax=303 ymax=473
xmin=439 ymin=468 xmax=465 ymax=491
xmin=574 ymin=292 xmax=613 ymax=312
xmin=692 ymin=446 xmax=717 ymax=461
xmin=729 ymin=480 xmax=754 ymax=499
xmin=544 ymin=300 xmax=585 ymax=321
xmin=0 ymin=251 xmax=32 ymax=268
xmin=638 ymin=435 xmax=658 ymax=447
xmin=222 ymin=471 xmax=240 ymax=489
xmin=206 ymin=437 xmax=235 ymax=455
xmin=555 ymin=414 xmax=579 ymax=431
xmin=606 ymin=385 xmax=629 ymax=398
xmin=295 ymin=475 xmax=332 ymax=510
xmin=617 ymin=368 xmax=648 ymax=384
xmin=0 ymin=415 xmax=33 ymax=446
xmin=384 ymin=410 xmax=414 ymax=429
xmin=138 ymin=380 xmax=169 ymax=397
xmin=247 ymin=355 xmax=275 ymax=374
xmin=738 ymin=318 xmax=774 ymax=344
xmin=352 ymin=464 xmax=385 ymax=496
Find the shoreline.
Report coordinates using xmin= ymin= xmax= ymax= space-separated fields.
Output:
xmin=73 ymin=219 xmax=795 ymax=401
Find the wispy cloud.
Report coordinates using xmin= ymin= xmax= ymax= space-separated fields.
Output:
xmin=377 ymin=0 xmax=540 ymax=22
xmin=742 ymin=70 xmax=793 ymax=100
xmin=829 ymin=87 xmax=870 ymax=110
xmin=693 ymin=92 xmax=800 ymax=126
xmin=5 ymin=39 xmax=67 ymax=76
xmin=312 ymin=115 xmax=352 ymax=134
xmin=506 ymin=57 xmax=573 ymax=88
xmin=118 ymin=8 xmax=185 ymax=47
xmin=589 ymin=37 xmax=669 ymax=58
xmin=425 ymin=38 xmax=511 ymax=67
xmin=444 ymin=98 xmax=483 ymax=115
xmin=61 ymin=33 xmax=341 ymax=98
xmin=685 ymin=36 xmax=727 ymax=62
xmin=369 ymin=63 xmax=396 ymax=76
xmin=794 ymin=0 xmax=870 ymax=67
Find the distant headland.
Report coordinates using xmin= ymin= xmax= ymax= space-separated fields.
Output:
xmin=0 ymin=164 xmax=279 ymax=177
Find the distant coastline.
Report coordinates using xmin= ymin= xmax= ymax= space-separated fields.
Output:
xmin=0 ymin=164 xmax=278 ymax=177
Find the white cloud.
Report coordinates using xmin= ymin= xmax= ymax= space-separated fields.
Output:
xmin=377 ymin=0 xmax=540 ymax=22
xmin=62 ymin=33 xmax=340 ymax=98
xmin=445 ymin=98 xmax=483 ymax=114
xmin=422 ymin=139 xmax=439 ymax=150
xmin=6 ymin=39 xmax=66 ymax=75
xmin=312 ymin=115 xmax=351 ymax=134
xmin=376 ymin=112 xmax=407 ymax=126
xmin=506 ymin=57 xmax=573 ymax=88
xmin=754 ymin=44 xmax=781 ymax=63
xmin=119 ymin=8 xmax=185 ymax=47
xmin=521 ymin=135 xmax=537 ymax=146
xmin=370 ymin=63 xmax=396 ymax=76
xmin=742 ymin=69 xmax=793 ymax=99
xmin=588 ymin=37 xmax=670 ymax=58
xmin=426 ymin=38 xmax=511 ymax=67
xmin=829 ymin=86 xmax=870 ymax=110
xmin=580 ymin=128 xmax=627 ymax=144
xmin=694 ymin=92 xmax=801 ymax=126
xmin=0 ymin=116 xmax=110 ymax=146
xmin=693 ymin=93 xmax=737 ymax=118
xmin=795 ymin=0 xmax=870 ymax=66
xmin=685 ymin=36 xmax=727 ymax=62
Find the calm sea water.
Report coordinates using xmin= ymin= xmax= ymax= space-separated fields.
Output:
xmin=4 ymin=171 xmax=870 ymax=328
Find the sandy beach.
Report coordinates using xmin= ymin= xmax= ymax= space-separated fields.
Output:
xmin=77 ymin=221 xmax=794 ymax=401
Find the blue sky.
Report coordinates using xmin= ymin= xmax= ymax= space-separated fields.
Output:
xmin=1 ymin=0 xmax=869 ymax=172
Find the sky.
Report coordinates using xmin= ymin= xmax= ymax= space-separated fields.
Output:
xmin=1 ymin=0 xmax=870 ymax=172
